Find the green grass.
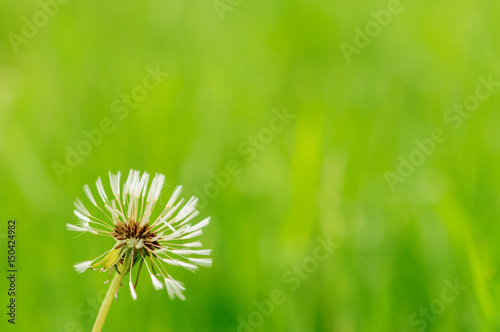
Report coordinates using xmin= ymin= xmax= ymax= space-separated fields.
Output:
xmin=1 ymin=0 xmax=500 ymax=331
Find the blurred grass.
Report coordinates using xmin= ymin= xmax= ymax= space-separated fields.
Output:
xmin=1 ymin=0 xmax=500 ymax=331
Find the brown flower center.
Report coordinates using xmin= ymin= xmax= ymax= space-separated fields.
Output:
xmin=111 ymin=219 xmax=160 ymax=254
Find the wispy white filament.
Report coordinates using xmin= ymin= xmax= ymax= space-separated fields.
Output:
xmin=129 ymin=279 xmax=137 ymax=300
xmin=164 ymin=277 xmax=186 ymax=300
xmin=74 ymin=261 xmax=93 ymax=274
xmin=83 ymin=184 xmax=97 ymax=206
xmin=188 ymin=258 xmax=213 ymax=268
xmin=151 ymin=274 xmax=164 ymax=290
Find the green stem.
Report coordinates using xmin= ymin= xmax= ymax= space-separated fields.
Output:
xmin=92 ymin=253 xmax=131 ymax=332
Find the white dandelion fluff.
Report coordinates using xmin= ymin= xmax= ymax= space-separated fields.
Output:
xmin=67 ymin=169 xmax=212 ymax=301
xmin=74 ymin=261 xmax=94 ymax=274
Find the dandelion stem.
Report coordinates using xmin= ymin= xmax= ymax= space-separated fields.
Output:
xmin=92 ymin=252 xmax=131 ymax=332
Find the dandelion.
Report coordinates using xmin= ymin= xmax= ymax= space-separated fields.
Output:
xmin=67 ymin=170 xmax=212 ymax=332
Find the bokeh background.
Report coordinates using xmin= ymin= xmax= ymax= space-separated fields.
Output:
xmin=1 ymin=0 xmax=500 ymax=331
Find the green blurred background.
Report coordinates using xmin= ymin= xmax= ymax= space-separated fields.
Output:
xmin=1 ymin=0 xmax=500 ymax=331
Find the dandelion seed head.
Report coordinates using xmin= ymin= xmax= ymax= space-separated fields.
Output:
xmin=68 ymin=169 xmax=212 ymax=300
